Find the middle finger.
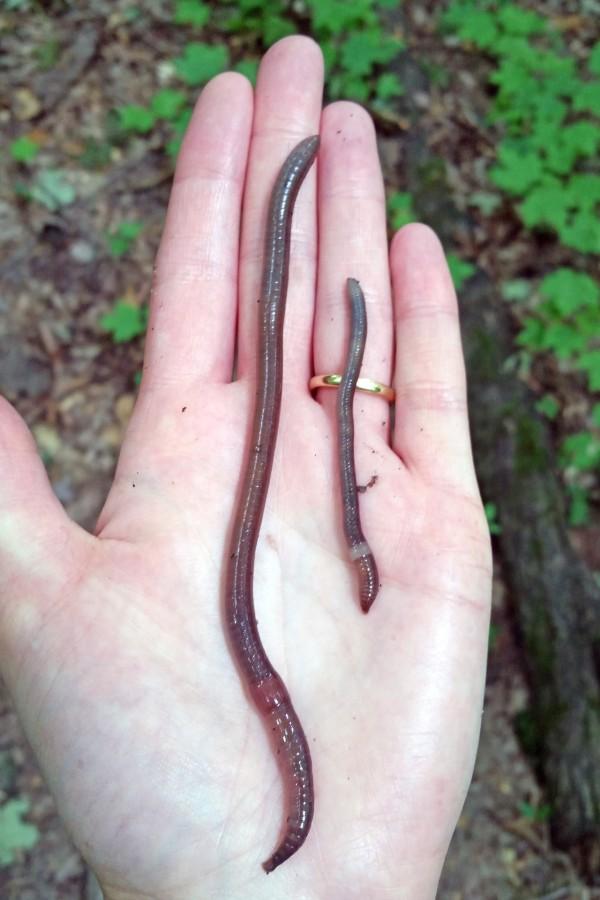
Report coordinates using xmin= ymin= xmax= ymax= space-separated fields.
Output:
xmin=312 ymin=102 xmax=393 ymax=441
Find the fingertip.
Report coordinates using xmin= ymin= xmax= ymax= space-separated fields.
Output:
xmin=390 ymin=223 xmax=457 ymax=318
xmin=322 ymin=100 xmax=376 ymax=136
xmin=391 ymin=221 xmax=443 ymax=253
xmin=259 ymin=35 xmax=324 ymax=82
xmin=175 ymin=72 xmax=253 ymax=183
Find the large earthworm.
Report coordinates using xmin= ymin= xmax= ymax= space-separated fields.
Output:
xmin=224 ymin=135 xmax=319 ymax=873
xmin=337 ymin=278 xmax=380 ymax=613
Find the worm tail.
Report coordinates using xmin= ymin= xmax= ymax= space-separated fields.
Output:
xmin=262 ymin=699 xmax=314 ymax=873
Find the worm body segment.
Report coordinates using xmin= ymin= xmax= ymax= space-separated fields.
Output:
xmin=337 ymin=277 xmax=380 ymax=613
xmin=225 ymin=136 xmax=319 ymax=873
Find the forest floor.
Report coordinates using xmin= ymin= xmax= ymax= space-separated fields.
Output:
xmin=1 ymin=2 xmax=599 ymax=897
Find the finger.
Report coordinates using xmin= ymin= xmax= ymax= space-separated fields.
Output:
xmin=390 ymin=224 xmax=478 ymax=493
xmin=312 ymin=103 xmax=392 ymax=441
xmin=0 ymin=398 xmax=86 ymax=659
xmin=237 ymin=36 xmax=324 ymax=386
xmin=141 ymin=72 xmax=253 ymax=398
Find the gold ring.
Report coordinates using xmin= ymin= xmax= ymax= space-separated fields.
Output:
xmin=309 ymin=374 xmax=395 ymax=403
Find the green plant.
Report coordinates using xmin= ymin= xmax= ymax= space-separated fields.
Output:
xmin=100 ymin=301 xmax=148 ymax=343
xmin=442 ymin=2 xmax=600 ymax=523
xmin=174 ymin=43 xmax=230 ymax=85
xmin=443 ymin=2 xmax=600 ymax=254
xmin=106 ymin=221 xmax=144 ymax=257
xmin=106 ymin=0 xmax=403 ymax=162
xmin=35 ymin=38 xmax=61 ymax=70
xmin=234 ymin=57 xmax=259 ymax=84
xmin=387 ymin=191 xmax=416 ymax=230
xmin=517 ymin=269 xmax=599 ymax=393
xmin=77 ymin=138 xmax=112 ymax=169
xmin=117 ymin=105 xmax=156 ymax=134
xmin=174 ymin=0 xmax=210 ymax=27
xmin=10 ymin=135 xmax=40 ymax=163
xmin=150 ymin=89 xmax=187 ymax=120
xmin=488 ymin=621 xmax=501 ymax=650
xmin=484 ymin=501 xmax=501 ymax=535
xmin=224 ymin=0 xmax=296 ymax=46
xmin=519 ymin=800 xmax=551 ymax=823
xmin=447 ymin=253 xmax=475 ymax=290
xmin=566 ymin=483 xmax=590 ymax=527
xmin=535 ymin=394 xmax=559 ymax=420
xmin=305 ymin=0 xmax=404 ymax=103
xmin=0 ymin=798 xmax=39 ymax=866
xmin=16 ymin=169 xmax=76 ymax=210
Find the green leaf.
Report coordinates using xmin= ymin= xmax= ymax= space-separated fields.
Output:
xmin=447 ymin=253 xmax=475 ymax=290
xmin=545 ymin=122 xmax=600 ymax=174
xmin=588 ymin=41 xmax=600 ymax=75
xmin=78 ymin=138 xmax=112 ymax=169
xmin=100 ymin=301 xmax=148 ymax=343
xmin=123 ymin=6 xmax=141 ymax=21
xmin=566 ymin=174 xmax=600 ymax=212
xmin=173 ymin=0 xmax=210 ymax=26
xmin=567 ymin=484 xmax=589 ymax=527
xmin=517 ymin=317 xmax=544 ymax=351
xmin=573 ymin=81 xmax=600 ymax=116
xmin=306 ymin=0 xmax=375 ymax=34
xmin=234 ymin=58 xmax=259 ymax=84
xmin=489 ymin=143 xmax=544 ymax=195
xmin=166 ymin=106 xmax=193 ymax=156
xmin=375 ymin=72 xmax=404 ymax=101
xmin=501 ymin=279 xmax=530 ymax=302
xmin=469 ymin=191 xmax=501 ymax=215
xmin=460 ymin=10 xmax=499 ymax=49
xmin=573 ymin=307 xmax=599 ymax=341
xmin=561 ymin=432 xmax=600 ymax=471
xmin=117 ymin=105 xmax=156 ymax=133
xmin=536 ymin=394 xmax=559 ymax=419
xmin=539 ymin=322 xmax=584 ymax=359
xmin=387 ymin=191 xmax=416 ymax=230
xmin=263 ymin=13 xmax=296 ymax=46
xmin=174 ymin=43 xmax=229 ymax=86
xmin=519 ymin=182 xmax=567 ymax=232
xmin=172 ymin=106 xmax=193 ymax=135
xmin=591 ymin=404 xmax=600 ymax=428
xmin=518 ymin=801 xmax=551 ymax=822
xmin=36 ymin=38 xmax=61 ymax=70
xmin=0 ymin=798 xmax=39 ymax=866
xmin=559 ymin=212 xmax=600 ymax=255
xmin=488 ymin=621 xmax=501 ymax=649
xmin=578 ymin=351 xmax=600 ymax=391
xmin=106 ymin=221 xmax=144 ymax=257
xmin=484 ymin=501 xmax=502 ymax=535
xmin=496 ymin=5 xmax=546 ymax=37
xmin=539 ymin=269 xmax=599 ymax=315
xmin=29 ymin=169 xmax=76 ymax=210
xmin=332 ymin=74 xmax=370 ymax=102
xmin=10 ymin=135 xmax=40 ymax=163
xmin=338 ymin=30 xmax=401 ymax=79
xmin=150 ymin=89 xmax=187 ymax=120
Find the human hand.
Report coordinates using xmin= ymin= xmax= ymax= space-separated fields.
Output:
xmin=0 ymin=36 xmax=491 ymax=900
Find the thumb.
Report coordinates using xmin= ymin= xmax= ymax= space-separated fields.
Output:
xmin=0 ymin=397 xmax=90 ymax=672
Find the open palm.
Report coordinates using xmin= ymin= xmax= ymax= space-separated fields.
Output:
xmin=0 ymin=37 xmax=491 ymax=900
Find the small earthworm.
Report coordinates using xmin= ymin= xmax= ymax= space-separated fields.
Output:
xmin=337 ymin=277 xmax=380 ymax=613
xmin=224 ymin=135 xmax=319 ymax=873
